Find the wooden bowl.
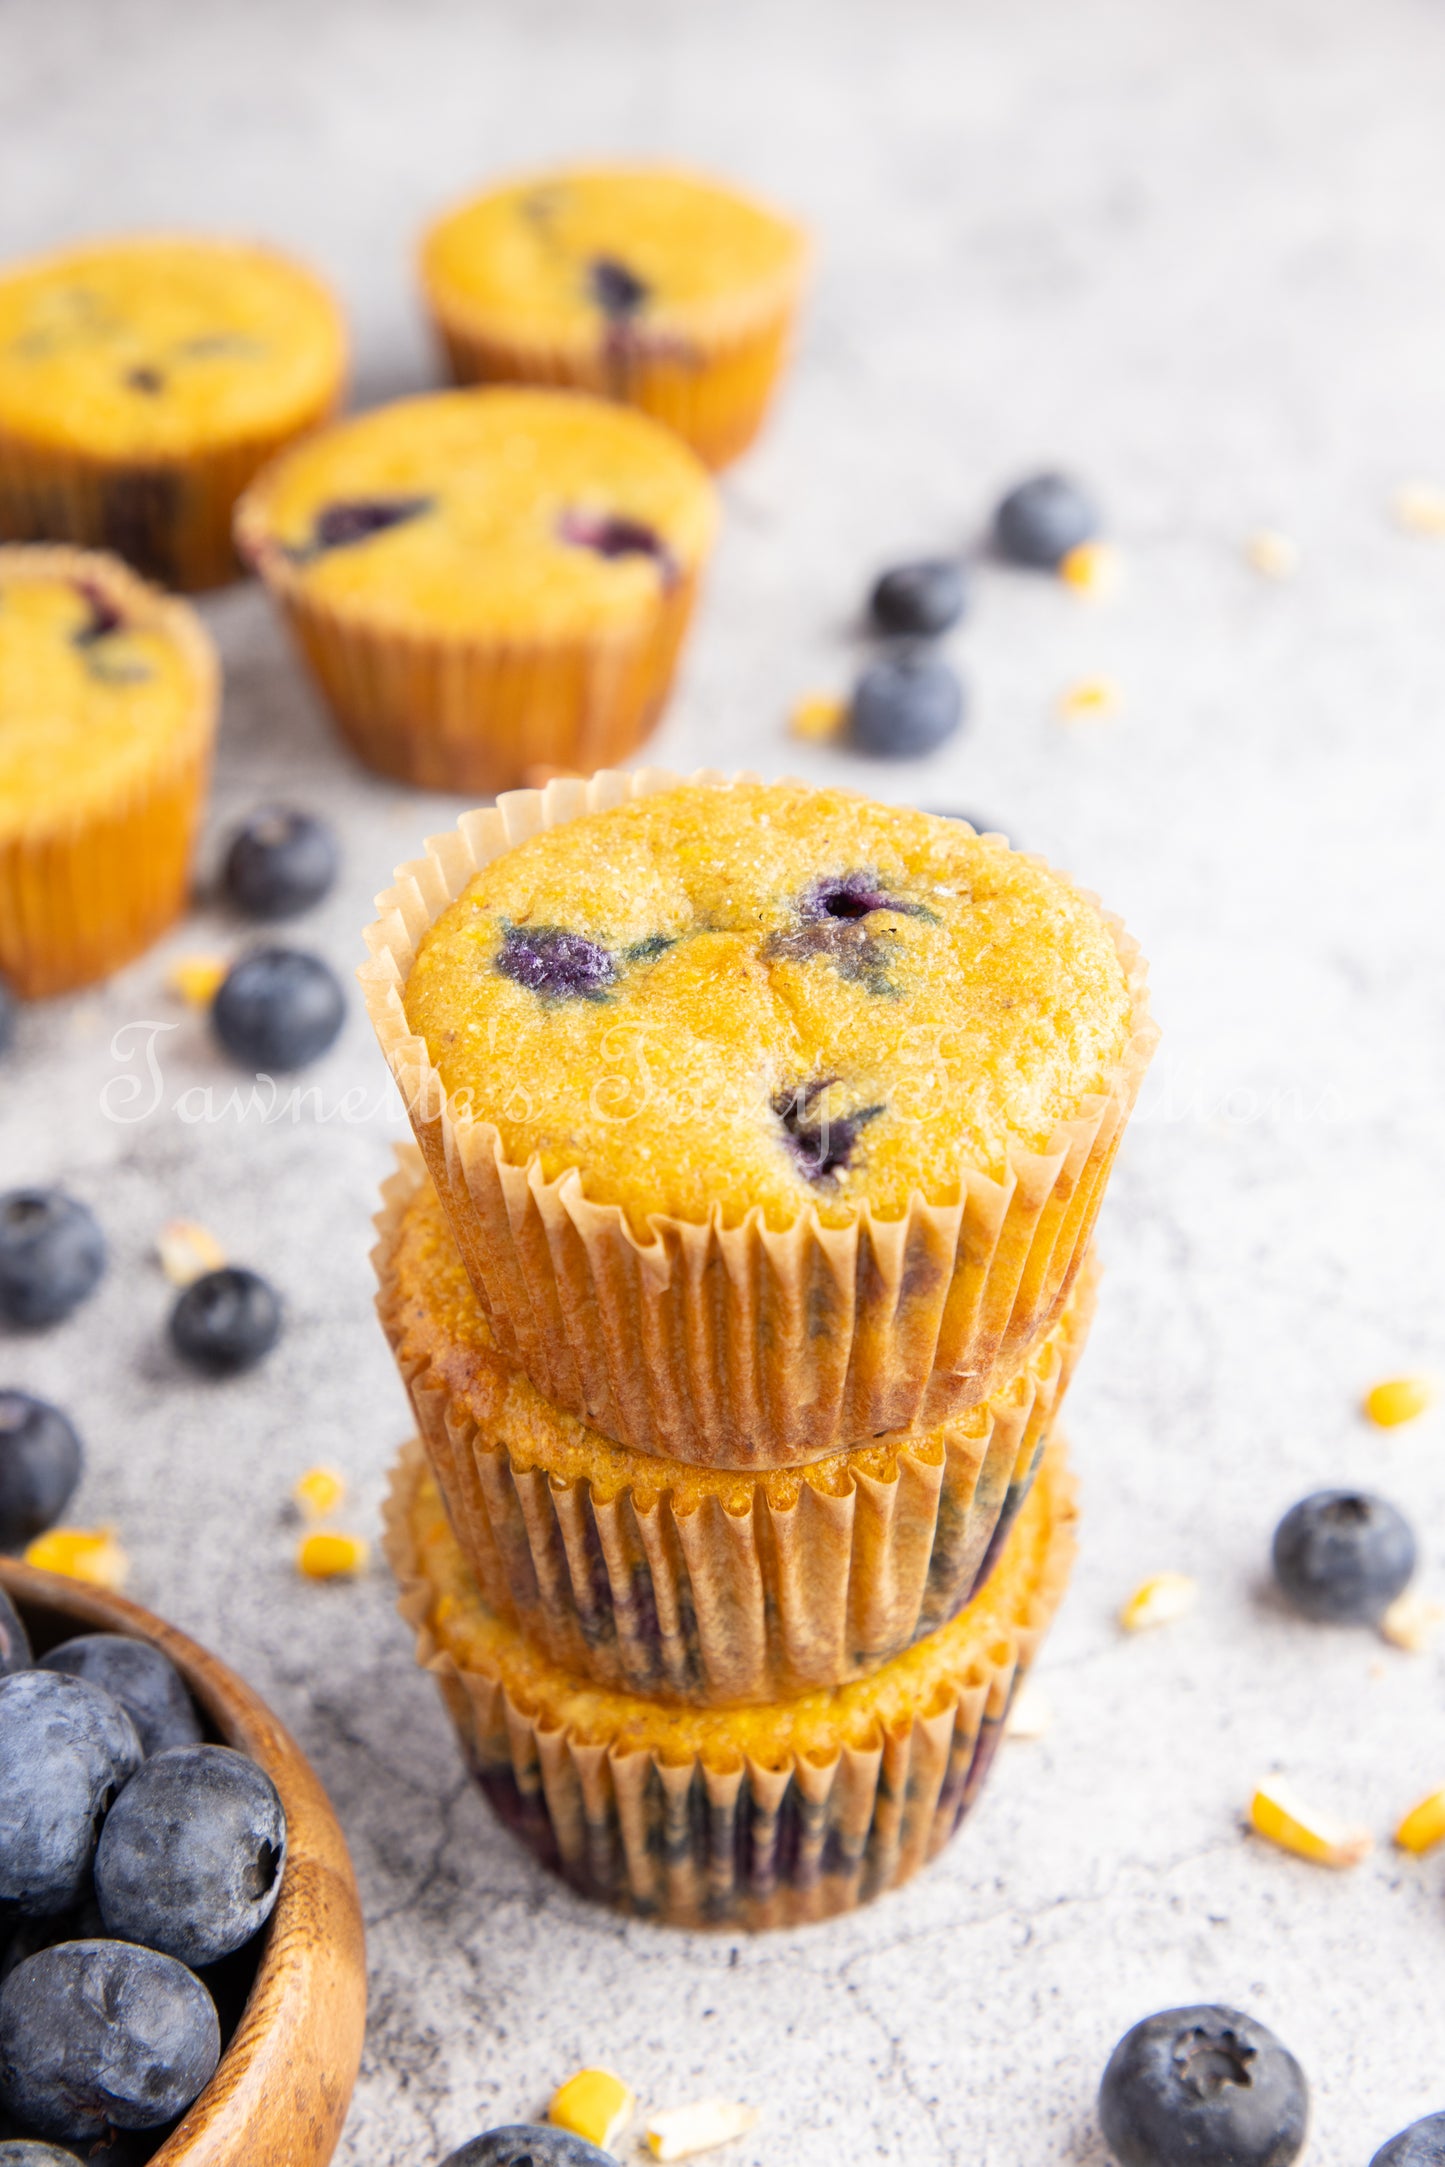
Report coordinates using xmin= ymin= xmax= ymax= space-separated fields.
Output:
xmin=0 ymin=1559 xmax=367 ymax=2167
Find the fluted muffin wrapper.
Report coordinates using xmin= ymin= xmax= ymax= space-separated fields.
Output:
xmin=374 ymin=1145 xmax=1096 ymax=1701
xmin=360 ymin=767 xmax=1157 ymax=1467
xmin=384 ymin=1436 xmax=1077 ymax=1930
xmin=0 ymin=547 xmax=217 ymax=998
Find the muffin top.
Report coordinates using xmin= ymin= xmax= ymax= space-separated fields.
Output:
xmin=0 ymin=548 xmax=216 ymax=838
xmin=421 ymin=165 xmax=807 ymax=351
xmin=235 ymin=388 xmax=717 ymax=639
xmin=402 ymin=782 xmax=1139 ymax=1233
xmin=0 ymin=236 xmax=345 ymax=461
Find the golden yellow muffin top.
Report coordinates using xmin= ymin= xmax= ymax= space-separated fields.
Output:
xmin=406 ymin=1440 xmax=1069 ymax=1766
xmin=381 ymin=1166 xmax=1089 ymax=1507
xmin=402 ymin=782 xmax=1137 ymax=1232
xmin=235 ymin=388 xmax=717 ymax=639
xmin=421 ymin=165 xmax=807 ymax=352
xmin=0 ymin=548 xmax=215 ymax=839
xmin=0 ymin=235 xmax=345 ymax=462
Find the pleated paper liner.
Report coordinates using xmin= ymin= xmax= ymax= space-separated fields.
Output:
xmin=384 ymin=1433 xmax=1077 ymax=1931
xmin=359 ymin=768 xmax=1157 ymax=1466
xmin=374 ymin=1144 xmax=1096 ymax=1702
xmin=0 ymin=547 xmax=217 ymax=998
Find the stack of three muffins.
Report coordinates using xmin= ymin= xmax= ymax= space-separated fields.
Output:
xmin=364 ymin=772 xmax=1156 ymax=1929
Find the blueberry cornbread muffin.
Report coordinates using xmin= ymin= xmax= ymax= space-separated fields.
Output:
xmin=420 ymin=165 xmax=808 ymax=470
xmin=385 ymin=1431 xmax=1076 ymax=1929
xmin=235 ymin=389 xmax=716 ymax=792
xmin=362 ymin=771 xmax=1155 ymax=1463
xmin=0 ymin=236 xmax=345 ymax=590
xmin=374 ymin=1146 xmax=1095 ymax=1694
xmin=0 ymin=546 xmax=216 ymax=997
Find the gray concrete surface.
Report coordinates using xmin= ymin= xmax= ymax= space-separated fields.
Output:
xmin=4 ymin=1 xmax=1445 ymax=2159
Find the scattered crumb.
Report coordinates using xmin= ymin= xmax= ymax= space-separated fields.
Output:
xmin=1395 ymin=1788 xmax=1445 ymax=1855
xmin=789 ymin=691 xmax=847 ymax=743
xmin=549 ymin=2069 xmax=634 ymax=2151
xmin=166 ymin=955 xmax=227 ymax=1007
xmin=1057 ymin=674 xmax=1121 ymax=722
xmin=157 ymin=1219 xmax=226 ymax=1288
xmin=1245 ymin=529 xmax=1300 ymax=580
xmin=24 ymin=1528 xmax=129 ymax=1591
xmin=1249 ymin=1778 xmax=1373 ymax=1868
xmin=293 ymin=1466 xmax=347 ymax=1519
xmin=1380 ymin=1591 xmax=1445 ymax=1653
xmin=1391 ymin=481 xmax=1445 ymax=536
xmin=296 ymin=1531 xmax=369 ymax=1581
xmin=1005 ymin=1679 xmax=1053 ymax=1740
xmin=1364 ymin=1374 xmax=1436 ymax=1428
xmin=1059 ymin=541 xmax=1121 ymax=597
xmin=1120 ymin=1571 xmax=1197 ymax=1632
xmin=646 ymin=2100 xmax=761 ymax=2161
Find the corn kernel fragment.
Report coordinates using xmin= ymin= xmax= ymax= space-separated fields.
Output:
xmin=157 ymin=1219 xmax=227 ymax=1288
xmin=1395 ymin=1788 xmax=1445 ymax=1855
xmin=1250 ymin=1779 xmax=1372 ymax=1867
xmin=647 ymin=2100 xmax=761 ymax=2162
xmin=789 ymin=691 xmax=847 ymax=743
xmin=296 ymin=1531 xmax=369 ymax=1581
xmin=1120 ymin=1571 xmax=1197 ymax=1633
xmin=166 ymin=955 xmax=228 ymax=1007
xmin=1005 ymin=1680 xmax=1053 ymax=1740
xmin=1381 ymin=1591 xmax=1444 ymax=1653
xmin=1059 ymin=540 xmax=1121 ymax=597
xmin=293 ymin=1466 xmax=347 ymax=1519
xmin=1245 ymin=530 xmax=1300 ymax=580
xmin=1391 ymin=481 xmax=1445 ymax=536
xmin=1057 ymin=674 xmax=1121 ymax=722
xmin=24 ymin=1528 xmax=129 ymax=1591
xmin=549 ymin=2069 xmax=634 ymax=2151
xmin=1364 ymin=1374 xmax=1436 ymax=1428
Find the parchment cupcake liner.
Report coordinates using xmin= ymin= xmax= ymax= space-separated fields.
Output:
xmin=0 ymin=546 xmax=217 ymax=998
xmin=384 ymin=1434 xmax=1077 ymax=1930
xmin=374 ymin=1145 xmax=1096 ymax=1702
xmin=360 ymin=768 xmax=1156 ymax=1466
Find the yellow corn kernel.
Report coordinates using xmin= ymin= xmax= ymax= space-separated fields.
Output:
xmin=1005 ymin=1679 xmax=1052 ymax=1739
xmin=1059 ymin=540 xmax=1121 ymax=597
xmin=1245 ymin=529 xmax=1300 ymax=580
xmin=1057 ymin=674 xmax=1121 ymax=722
xmin=549 ymin=2069 xmax=634 ymax=2152
xmin=157 ymin=1219 xmax=226 ymax=1288
xmin=1395 ymin=1788 xmax=1445 ymax=1855
xmin=293 ymin=1466 xmax=347 ymax=1519
xmin=1380 ymin=1591 xmax=1444 ymax=1653
xmin=1120 ymin=1572 xmax=1197 ymax=1632
xmin=296 ymin=1531 xmax=369 ymax=1581
xmin=166 ymin=955 xmax=228 ymax=1007
xmin=1250 ymin=1779 xmax=1373 ymax=1867
xmin=646 ymin=2100 xmax=761 ymax=2161
xmin=789 ymin=691 xmax=847 ymax=743
xmin=1391 ymin=481 xmax=1445 ymax=536
xmin=1364 ymin=1375 xmax=1436 ymax=1428
xmin=24 ymin=1528 xmax=128 ymax=1591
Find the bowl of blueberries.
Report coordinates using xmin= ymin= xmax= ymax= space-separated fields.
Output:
xmin=0 ymin=1554 xmax=365 ymax=2167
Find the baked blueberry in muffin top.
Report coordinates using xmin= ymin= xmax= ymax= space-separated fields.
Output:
xmin=401 ymin=782 xmax=1140 ymax=1232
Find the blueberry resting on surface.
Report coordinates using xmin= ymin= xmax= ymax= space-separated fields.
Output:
xmin=40 ymin=1638 xmax=202 ymax=1758
xmin=869 ymin=558 xmax=967 ymax=637
xmin=0 ymin=978 xmax=14 ymax=1058
xmin=0 ymin=1393 xmax=83 ymax=1552
xmin=0 ymin=1940 xmax=220 ymax=2140
xmin=849 ymin=652 xmax=964 ymax=758
xmin=222 ymin=808 xmax=338 ymax=922
xmin=993 ymin=471 xmax=1100 ymax=569
xmin=0 ymin=1588 xmax=29 ymax=1676
xmin=211 ymin=948 xmax=345 ymax=1071
xmin=441 ymin=2130 xmax=616 ymax=2167
xmin=0 ymin=1671 xmax=143 ymax=1916
xmin=1371 ymin=2112 xmax=1445 ymax=2166
xmin=497 ymin=925 xmax=617 ymax=1002
xmin=95 ymin=1744 xmax=286 ymax=1967
xmin=288 ymin=495 xmax=433 ymax=561
xmin=1098 ymin=2004 xmax=1308 ymax=2167
xmin=557 ymin=509 xmax=675 ymax=580
xmin=0 ymin=1192 xmax=106 ymax=1329
xmin=169 ymin=1268 xmax=281 ymax=1378
xmin=773 ymin=1079 xmax=884 ymax=1183
xmin=588 ymin=255 xmax=649 ymax=320
xmin=1272 ymin=1489 xmax=1416 ymax=1623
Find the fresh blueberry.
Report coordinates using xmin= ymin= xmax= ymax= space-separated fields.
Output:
xmin=40 ymin=1639 xmax=201 ymax=1759
xmin=440 ymin=2131 xmax=616 ymax=2167
xmin=0 ymin=1672 xmax=142 ymax=1916
xmin=94 ymin=1744 xmax=285 ymax=1967
xmin=993 ymin=471 xmax=1100 ymax=569
xmin=289 ymin=496 xmax=433 ymax=561
xmin=211 ymin=948 xmax=345 ymax=1071
xmin=0 ymin=1591 xmax=30 ymax=1678
xmin=0 ymin=1395 xmax=83 ymax=1552
xmin=497 ymin=925 xmax=617 ymax=1002
xmin=0 ymin=980 xmax=15 ymax=1059
xmin=1098 ymin=2004 xmax=1308 ymax=2167
xmin=168 ymin=1268 xmax=281 ymax=1377
xmin=1371 ymin=2112 xmax=1445 ymax=2166
xmin=0 ymin=1194 xmax=106 ymax=1330
xmin=588 ymin=256 xmax=649 ymax=320
xmin=222 ymin=809 xmax=338 ymax=922
xmin=0 ymin=2141 xmax=86 ymax=2163
xmin=868 ymin=558 xmax=967 ymax=637
xmin=849 ymin=652 xmax=964 ymax=758
xmin=0 ymin=1940 xmax=220 ymax=2139
xmin=1272 ymin=1490 xmax=1416 ymax=1624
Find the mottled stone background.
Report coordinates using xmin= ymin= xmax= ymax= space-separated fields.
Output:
xmin=3 ymin=1 xmax=1445 ymax=2159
